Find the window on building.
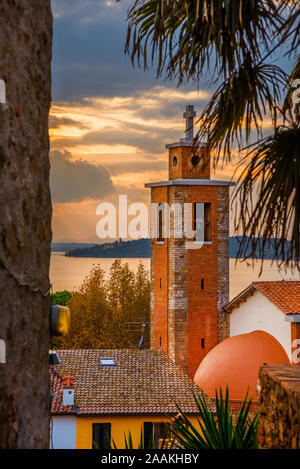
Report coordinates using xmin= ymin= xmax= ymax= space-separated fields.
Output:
xmin=143 ymin=422 xmax=153 ymax=448
xmin=143 ymin=422 xmax=170 ymax=449
xmin=193 ymin=203 xmax=212 ymax=242
xmin=157 ymin=203 xmax=164 ymax=242
xmin=154 ymin=422 xmax=170 ymax=449
xmin=201 ymin=279 xmax=204 ymax=290
xmin=204 ymin=203 xmax=212 ymax=242
xmin=99 ymin=357 xmax=116 ymax=366
xmin=92 ymin=423 xmax=111 ymax=449
xmin=201 ymin=338 xmax=205 ymax=349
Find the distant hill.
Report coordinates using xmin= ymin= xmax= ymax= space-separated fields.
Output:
xmin=63 ymin=237 xmax=291 ymax=259
xmin=51 ymin=242 xmax=95 ymax=252
xmin=64 ymin=238 xmax=150 ymax=258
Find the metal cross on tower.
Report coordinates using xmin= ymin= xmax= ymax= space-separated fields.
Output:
xmin=183 ymin=104 xmax=196 ymax=141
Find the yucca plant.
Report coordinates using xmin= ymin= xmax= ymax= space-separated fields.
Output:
xmin=169 ymin=387 xmax=258 ymax=449
xmin=111 ymin=388 xmax=258 ymax=449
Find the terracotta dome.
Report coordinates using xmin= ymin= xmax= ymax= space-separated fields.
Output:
xmin=193 ymin=330 xmax=290 ymax=400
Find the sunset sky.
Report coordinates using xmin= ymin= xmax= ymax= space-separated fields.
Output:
xmin=50 ymin=0 xmax=285 ymax=243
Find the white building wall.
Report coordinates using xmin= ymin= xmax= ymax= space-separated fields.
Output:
xmin=230 ymin=290 xmax=291 ymax=361
xmin=50 ymin=416 xmax=77 ymax=449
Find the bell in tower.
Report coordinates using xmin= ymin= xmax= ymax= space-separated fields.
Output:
xmin=145 ymin=106 xmax=235 ymax=379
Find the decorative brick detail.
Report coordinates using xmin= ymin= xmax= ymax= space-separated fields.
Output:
xmin=258 ymin=365 xmax=300 ymax=449
xmin=169 ymin=146 xmax=210 ymax=180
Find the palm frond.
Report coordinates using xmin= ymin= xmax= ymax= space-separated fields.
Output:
xmin=233 ymin=123 xmax=300 ymax=270
xmin=284 ymin=56 xmax=300 ymax=120
xmin=277 ymin=1 xmax=300 ymax=53
xmin=126 ymin=0 xmax=282 ymax=84
xmin=197 ymin=60 xmax=287 ymax=164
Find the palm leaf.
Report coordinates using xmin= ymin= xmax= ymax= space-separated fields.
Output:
xmin=197 ymin=60 xmax=287 ymax=164
xmin=233 ymin=123 xmax=300 ymax=270
xmin=126 ymin=0 xmax=282 ymax=84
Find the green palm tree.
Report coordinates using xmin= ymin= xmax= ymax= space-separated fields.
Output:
xmin=125 ymin=0 xmax=300 ymax=269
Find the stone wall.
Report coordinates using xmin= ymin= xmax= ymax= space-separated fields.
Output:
xmin=258 ymin=365 xmax=300 ymax=449
xmin=0 ymin=1 xmax=52 ymax=448
xmin=217 ymin=186 xmax=230 ymax=343
xmin=167 ymin=185 xmax=189 ymax=374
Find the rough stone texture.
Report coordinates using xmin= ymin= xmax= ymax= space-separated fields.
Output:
xmin=0 ymin=1 xmax=52 ymax=448
xmin=217 ymin=186 xmax=230 ymax=342
xmin=168 ymin=186 xmax=189 ymax=374
xmin=258 ymin=365 xmax=300 ymax=449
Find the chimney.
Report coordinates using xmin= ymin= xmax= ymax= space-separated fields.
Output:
xmin=62 ymin=376 xmax=75 ymax=406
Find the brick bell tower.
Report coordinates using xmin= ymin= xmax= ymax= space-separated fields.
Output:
xmin=145 ymin=105 xmax=235 ymax=379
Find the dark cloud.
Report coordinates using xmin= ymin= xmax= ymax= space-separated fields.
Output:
xmin=78 ymin=126 xmax=175 ymax=154
xmin=51 ymin=0 xmax=292 ymax=103
xmin=51 ymin=0 xmax=205 ymax=101
xmin=50 ymin=150 xmax=115 ymax=203
xmin=106 ymin=158 xmax=167 ymax=176
xmin=49 ymin=115 xmax=88 ymax=130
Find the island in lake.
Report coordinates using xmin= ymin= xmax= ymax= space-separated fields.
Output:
xmin=51 ymin=237 xmax=291 ymax=260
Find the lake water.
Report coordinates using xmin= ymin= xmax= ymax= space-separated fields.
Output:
xmin=50 ymin=252 xmax=299 ymax=300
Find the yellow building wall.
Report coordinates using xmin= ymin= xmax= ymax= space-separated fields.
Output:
xmin=76 ymin=415 xmax=199 ymax=449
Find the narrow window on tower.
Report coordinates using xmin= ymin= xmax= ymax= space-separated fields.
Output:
xmin=159 ymin=278 xmax=162 ymax=289
xmin=193 ymin=203 xmax=212 ymax=242
xmin=204 ymin=203 xmax=212 ymax=241
xmin=160 ymin=336 xmax=162 ymax=347
xmin=201 ymin=338 xmax=205 ymax=349
xmin=193 ymin=203 xmax=204 ymax=242
xmin=201 ymin=279 xmax=204 ymax=290
xmin=157 ymin=203 xmax=164 ymax=242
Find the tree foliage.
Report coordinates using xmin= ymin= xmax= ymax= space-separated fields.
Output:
xmin=51 ymin=290 xmax=72 ymax=306
xmin=125 ymin=0 xmax=300 ymax=269
xmin=54 ymin=260 xmax=150 ymax=349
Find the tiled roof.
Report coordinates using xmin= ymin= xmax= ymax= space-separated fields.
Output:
xmin=224 ymin=281 xmax=300 ymax=315
xmin=50 ymin=349 xmax=207 ymax=416
xmin=253 ymin=281 xmax=300 ymax=315
xmin=50 ymin=369 xmax=76 ymax=415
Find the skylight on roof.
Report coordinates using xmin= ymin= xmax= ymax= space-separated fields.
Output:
xmin=99 ymin=357 xmax=116 ymax=366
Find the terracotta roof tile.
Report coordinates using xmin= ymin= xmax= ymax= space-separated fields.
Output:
xmin=50 ymin=349 xmax=208 ymax=416
xmin=224 ymin=281 xmax=300 ymax=315
xmin=49 ymin=369 xmax=76 ymax=415
xmin=253 ymin=281 xmax=300 ymax=315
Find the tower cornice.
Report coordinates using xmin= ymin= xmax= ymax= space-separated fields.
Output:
xmin=145 ymin=179 xmax=236 ymax=188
